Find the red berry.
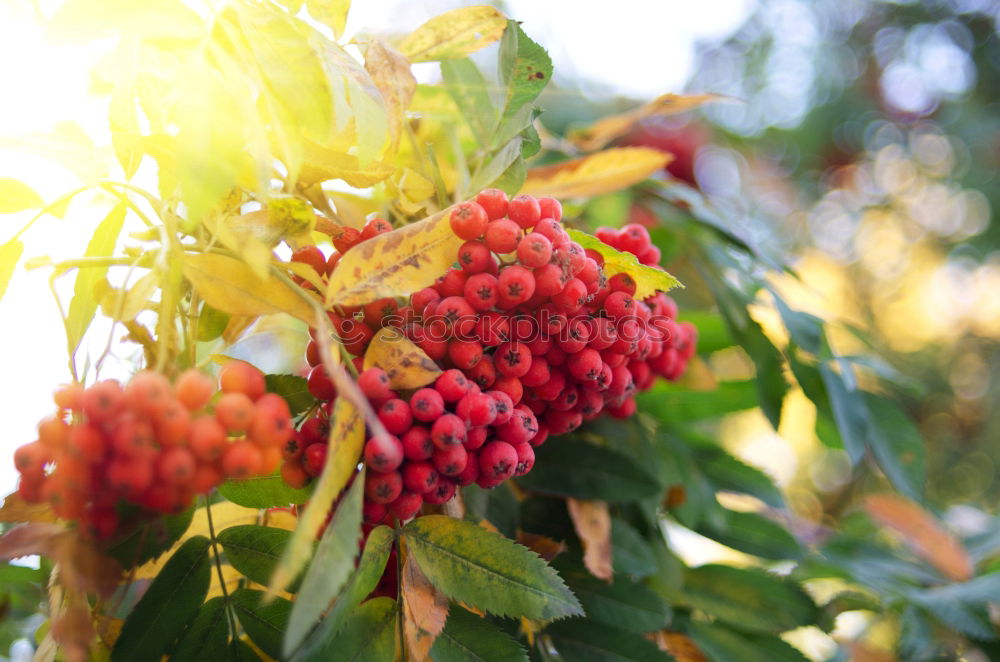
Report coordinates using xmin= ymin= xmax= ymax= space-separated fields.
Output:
xmin=250 ymin=393 xmax=293 ymax=447
xmin=538 ymin=197 xmax=562 ymax=221
xmin=303 ymin=443 xmax=328 ymax=476
xmin=14 ymin=441 xmax=47 ymax=474
xmin=484 ymin=218 xmax=521 ymax=254
xmin=402 ymin=461 xmax=439 ymax=494
xmin=534 ymin=218 xmax=569 ymax=246
xmin=38 ymin=417 xmax=69 ymax=451
xmin=358 ymin=368 xmax=394 ymax=403
xmin=54 ymin=383 xmax=86 ymax=412
xmin=491 ymin=376 xmax=523 ymax=405
xmin=176 ymin=369 xmax=216 ymax=411
xmin=410 ymin=388 xmax=445 ymax=422
xmin=496 ymin=408 xmax=538 ymax=445
xmin=513 ymin=442 xmax=535 ymax=475
xmin=476 ymin=311 xmax=510 ymax=346
xmin=363 ymin=499 xmax=388 ymax=524
xmin=448 ymin=340 xmax=483 ymax=370
xmin=617 ymin=223 xmax=651 ymax=254
xmin=190 ymin=415 xmax=227 ymax=462
xmin=220 ymin=360 xmax=266 ymax=400
xmin=552 ymin=278 xmax=588 ymax=312
xmin=521 ymin=356 xmax=551 ymax=388
xmin=388 ymin=490 xmax=423 ymax=521
xmin=333 ymin=226 xmax=362 ymax=253
xmin=507 ymin=194 xmax=541 ymax=229
xmin=517 ymin=233 xmax=553 ymax=268
xmin=466 ymin=355 xmax=496 ymax=389
xmin=534 ymin=264 xmax=565 ymax=296
xmin=454 ymin=452 xmax=480 ymax=486
xmin=125 ymin=371 xmax=173 ymax=416
xmin=108 ymin=457 xmax=153 ymax=497
xmin=433 ymin=443 xmax=468 ymax=477
xmin=479 ymin=441 xmax=518 ymax=482
xmin=475 ymin=188 xmax=509 ymax=220
xmin=464 ymin=273 xmax=499 ymax=311
xmin=215 ymin=392 xmax=255 ymax=434
xmin=568 ymin=348 xmax=603 ymax=382
xmin=450 ymin=202 xmax=489 ymax=240
xmin=360 ymin=217 xmax=393 ymax=241
xmin=430 ymin=414 xmax=467 ymax=449
xmin=222 ymin=441 xmax=263 ymax=479
xmin=487 ymin=391 xmax=514 ymax=425
xmin=158 ymin=447 xmax=196 ymax=486
xmin=307 ymin=364 xmax=338 ymax=401
xmin=435 ymin=369 xmax=471 ymax=403
xmin=498 ymin=266 xmax=535 ymax=307
xmin=82 ymin=380 xmax=125 ymax=424
xmin=437 ymin=268 xmax=469 ymax=298
xmin=378 ymin=399 xmax=413 ymax=435
xmin=495 ymin=342 xmax=532 ymax=378
xmin=604 ymin=291 xmax=635 ymax=319
xmin=456 ymin=393 xmax=497 ymax=427
xmin=402 ymin=426 xmax=434 ymax=461
xmin=365 ymin=470 xmax=403 ymax=504
xmin=458 ymin=240 xmax=493 ymax=274
xmin=291 ymin=246 xmax=327 ymax=274
xmin=465 ymin=426 xmax=488 ymax=450
xmin=280 ymin=460 xmax=309 ymax=489
xmin=423 ymin=479 xmax=457 ymax=505
xmin=364 ymin=434 xmax=405 ymax=472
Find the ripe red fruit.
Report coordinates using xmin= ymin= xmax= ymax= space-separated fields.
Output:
xmin=378 ymin=399 xmax=413 ymax=435
xmin=222 ymin=441 xmax=263 ymax=479
xmin=402 ymin=461 xmax=439 ymax=494
xmin=291 ymin=245 xmax=327 ymax=274
xmin=491 ymin=376 xmax=523 ymax=405
xmin=108 ymin=457 xmax=153 ymax=497
xmin=410 ymin=388 xmax=445 ymax=422
xmin=364 ymin=434 xmax=405 ymax=472
xmin=464 ymin=273 xmax=499 ymax=311
xmin=534 ymin=218 xmax=569 ymax=246
xmin=333 ymin=226 xmax=362 ymax=253
xmin=250 ymin=393 xmax=293 ymax=446
xmin=219 ymin=360 xmax=266 ymax=400
xmin=507 ymin=194 xmax=541 ymax=229
xmin=175 ymin=369 xmax=216 ymax=411
xmin=433 ymin=443 xmax=468 ymax=477
xmin=281 ymin=461 xmax=309 ymax=489
xmin=538 ymin=197 xmax=562 ymax=221
xmin=495 ymin=342 xmax=532 ymax=378
xmin=604 ymin=291 xmax=635 ymax=319
xmin=449 ymin=202 xmax=489 ymax=240
xmin=484 ymin=218 xmax=521 ymax=254
xmin=125 ymin=371 xmax=173 ymax=416
xmin=479 ymin=441 xmax=518 ymax=482
xmin=476 ymin=311 xmax=510 ymax=346
xmin=158 ymin=447 xmax=196 ymax=486
xmin=54 ymin=383 xmax=86 ymax=412
xmin=363 ymin=500 xmax=388 ymax=524
xmin=498 ymin=265 xmax=535 ymax=307
xmin=513 ymin=442 xmax=535 ymax=475
xmin=388 ymin=490 xmax=423 ymax=521
xmin=496 ymin=408 xmax=538 ymax=445
xmin=435 ymin=369 xmax=471 ymax=403
xmin=456 ymin=393 xmax=497 ymax=427
xmin=303 ymin=443 xmax=328 ymax=476
xmin=190 ymin=415 xmax=227 ymax=462
xmin=38 ymin=417 xmax=69 ymax=451
xmin=430 ymin=414 xmax=467 ymax=449
xmin=552 ymin=278 xmax=587 ymax=312
xmin=423 ymin=479 xmax=457 ymax=505
xmin=402 ymin=426 xmax=434 ymax=461
xmin=82 ymin=380 xmax=125 ymax=424
xmin=365 ymin=470 xmax=403 ymax=504
xmin=457 ymin=240 xmax=494 ymax=274
xmin=215 ymin=392 xmax=255 ymax=434
xmin=516 ymin=232 xmax=553 ymax=268
xmin=358 ymin=368 xmax=394 ymax=403
xmin=568 ymin=348 xmax=603 ymax=382
xmin=448 ymin=340 xmax=483 ymax=370
xmin=307 ymin=364 xmax=338 ymax=401
xmin=475 ymin=188 xmax=508 ymax=220
xmin=464 ymin=426 xmax=488 ymax=450
xmin=360 ymin=217 xmax=393 ymax=242
xmin=465 ymin=355 xmax=497 ymax=389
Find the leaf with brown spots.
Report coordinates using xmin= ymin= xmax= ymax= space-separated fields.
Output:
xmin=402 ymin=553 xmax=449 ymax=661
xmin=521 ymin=147 xmax=671 ymax=200
xmin=364 ymin=327 xmax=442 ymax=390
xmin=566 ymin=498 xmax=613 ymax=582
xmin=0 ymin=492 xmax=57 ymax=523
xmin=325 ymin=206 xmax=463 ymax=306
xmin=183 ymin=253 xmax=317 ymax=324
xmin=396 ymin=6 xmax=507 ymax=63
xmin=864 ymin=493 xmax=972 ymax=582
xmin=568 ymin=93 xmax=727 ymax=151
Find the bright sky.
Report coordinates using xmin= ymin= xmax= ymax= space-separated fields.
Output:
xmin=0 ymin=0 xmax=753 ymax=491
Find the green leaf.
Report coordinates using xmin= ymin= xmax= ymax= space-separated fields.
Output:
xmin=197 ymin=303 xmax=230 ymax=341
xmin=862 ymin=393 xmax=925 ymax=503
xmin=403 ymin=515 xmax=582 ymax=620
xmin=304 ymin=597 xmax=397 ymax=662
xmin=770 ymin=291 xmax=823 ymax=355
xmin=497 ymin=21 xmax=551 ymax=136
xmin=567 ymin=229 xmax=681 ymax=297
xmin=611 ymin=518 xmax=656 ymax=578
xmin=696 ymin=509 xmax=801 ymax=560
xmin=264 ymin=374 xmax=317 ymax=418
xmin=679 ymin=311 xmax=734 ymax=354
xmin=470 ymin=136 xmax=523 ymax=194
xmin=106 ymin=504 xmax=194 ymax=568
xmin=818 ymin=362 xmax=867 ymax=463
xmin=680 ymin=564 xmax=818 ymax=635
xmin=637 ymin=380 xmax=757 ymax=423
xmin=218 ymin=473 xmax=312 ymax=509
xmin=292 ymin=526 xmax=395 ymax=662
xmin=546 ymin=619 xmax=675 ymax=662
xmin=908 ymin=573 xmax=1000 ymax=640
xmin=65 ymin=201 xmax=127 ymax=357
xmin=218 ymin=525 xmax=305 ymax=591
xmin=686 ymin=622 xmax=809 ymax=662
xmin=695 ymin=446 xmax=784 ymax=508
xmin=515 ymin=439 xmax=660 ymax=502
xmin=230 ymin=638 xmax=264 ymax=661
xmin=0 ymin=178 xmax=44 ymax=213
xmin=112 ymin=536 xmax=212 ymax=662
xmin=463 ymin=483 xmax=520 ymax=539
xmin=0 ymin=239 xmax=24 ymax=304
xmin=231 ymin=589 xmax=292 ymax=659
xmin=562 ymin=566 xmax=671 ymax=633
xmin=430 ymin=608 xmax=529 ymax=662
xmin=740 ymin=316 xmax=787 ymax=429
xmin=171 ymin=597 xmax=228 ymax=662
xmin=441 ymin=58 xmax=495 ymax=147
xmin=283 ymin=465 xmax=365 ymax=656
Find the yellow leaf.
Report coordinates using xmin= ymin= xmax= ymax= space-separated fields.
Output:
xmin=566 ymin=498 xmax=613 ymax=581
xmin=568 ymin=93 xmax=726 ymax=151
xmin=364 ymin=39 xmax=416 ymax=153
xmin=183 ymin=253 xmax=316 ymax=324
xmin=306 ymin=0 xmax=350 ymax=38
xmin=0 ymin=492 xmax=57 ymax=524
xmin=268 ymin=397 xmax=364 ymax=594
xmin=364 ymin=328 xmax=442 ymax=389
xmin=402 ymin=553 xmax=448 ymax=661
xmin=864 ymin=493 xmax=972 ymax=582
xmin=388 ymin=168 xmax=435 ymax=216
xmin=521 ymin=147 xmax=671 ymax=199
xmin=267 ymin=196 xmax=318 ymax=245
xmin=99 ymin=271 xmax=158 ymax=321
xmin=566 ymin=228 xmax=681 ymax=298
xmin=326 ymin=206 xmax=463 ymax=306
xmin=0 ymin=177 xmax=44 ymax=213
xmin=397 ymin=6 xmax=507 ymax=63
xmin=299 ymin=142 xmax=396 ymax=188
xmin=283 ymin=260 xmax=326 ymax=292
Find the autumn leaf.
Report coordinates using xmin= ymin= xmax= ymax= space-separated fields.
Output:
xmin=268 ymin=397 xmax=364 ymax=595
xmin=326 ymin=206 xmax=463 ymax=306
xmin=0 ymin=524 xmax=121 ymax=597
xmin=0 ymin=177 xmax=44 ymax=213
xmin=397 ymin=6 xmax=507 ymax=63
xmin=568 ymin=93 xmax=726 ymax=151
xmin=298 ymin=142 xmax=396 ymax=188
xmin=0 ymin=492 xmax=57 ymax=523
xmin=402 ymin=552 xmax=449 ymax=661
xmin=566 ymin=498 xmax=613 ymax=582
xmin=364 ymin=39 xmax=416 ymax=154
xmin=516 ymin=532 xmax=567 ymax=563
xmin=520 ymin=147 xmax=671 ymax=199
xmin=182 ymin=253 xmax=317 ymax=324
xmin=651 ymin=632 xmax=709 ymax=662
xmin=364 ymin=328 xmax=442 ymax=389
xmin=864 ymin=493 xmax=972 ymax=582
xmin=306 ymin=0 xmax=350 ymax=38
xmin=99 ymin=271 xmax=158 ymax=321
xmin=566 ymin=229 xmax=681 ymax=298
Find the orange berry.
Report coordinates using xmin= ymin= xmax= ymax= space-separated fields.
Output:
xmin=54 ymin=383 xmax=85 ymax=412
xmin=219 ymin=360 xmax=266 ymax=401
xmin=13 ymin=441 xmax=47 ymax=474
xmin=82 ymin=380 xmax=125 ymax=424
xmin=154 ymin=400 xmax=192 ymax=447
xmin=215 ymin=392 xmax=255 ymax=434
xmin=192 ymin=463 xmax=222 ymax=494
xmin=158 ymin=447 xmax=196 ymax=486
xmin=280 ymin=460 xmax=309 ymax=489
xmin=249 ymin=394 xmax=293 ymax=447
xmin=68 ymin=424 xmax=106 ymax=464
xmin=189 ymin=415 xmax=227 ymax=462
xmin=125 ymin=371 xmax=174 ymax=417
xmin=108 ymin=457 xmax=153 ymax=497
xmin=38 ymin=417 xmax=70 ymax=451
xmin=221 ymin=441 xmax=263 ymax=479
xmin=258 ymin=445 xmax=281 ymax=475
xmin=175 ymin=369 xmax=216 ymax=411
xmin=111 ymin=414 xmax=157 ymax=459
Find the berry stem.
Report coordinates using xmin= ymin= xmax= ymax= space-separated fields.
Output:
xmin=204 ymin=495 xmax=239 ymax=635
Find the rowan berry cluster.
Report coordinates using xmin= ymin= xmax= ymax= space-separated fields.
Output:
xmin=13 ymin=361 xmax=293 ymax=539
xmin=289 ymin=190 xmax=697 ymax=524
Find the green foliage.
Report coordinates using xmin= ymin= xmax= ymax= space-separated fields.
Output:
xmin=430 ymin=609 xmax=529 ymax=662
xmin=462 ymin=482 xmax=520 ymax=538
xmin=610 ymin=518 xmax=657 ymax=578
xmin=218 ymin=525 xmax=303 ymax=590
xmin=112 ymin=536 xmax=212 ymax=662
xmin=170 ymin=597 xmax=229 ymax=662
xmin=557 ymin=560 xmax=671 ymax=634
xmin=686 ymin=622 xmax=810 ymax=662
xmin=231 ymin=589 xmax=293 ymax=659
xmin=514 ymin=439 xmax=660 ymax=502
xmin=403 ymin=515 xmax=582 ymax=620
xmin=217 ymin=473 xmax=313 ymax=508
xmin=264 ymin=374 xmax=316 ymax=417
xmin=105 ymin=503 xmax=195 ymax=569
xmin=303 ymin=597 xmax=397 ymax=662
xmin=545 ymin=618 xmax=675 ymax=661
